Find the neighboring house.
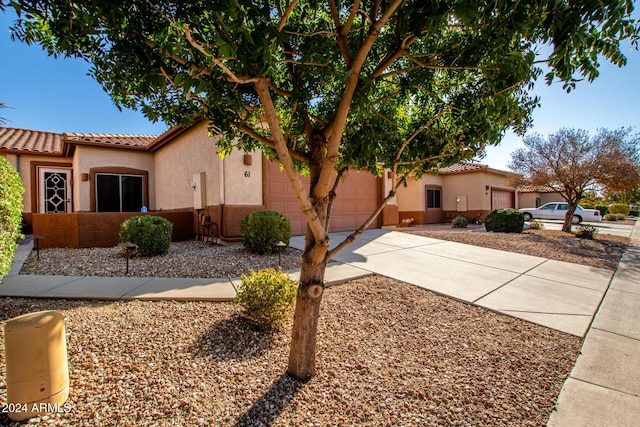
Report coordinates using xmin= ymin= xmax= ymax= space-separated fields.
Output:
xmin=0 ymin=122 xmax=397 ymax=247
xmin=517 ymin=185 xmax=565 ymax=208
xmin=396 ymin=163 xmax=520 ymax=224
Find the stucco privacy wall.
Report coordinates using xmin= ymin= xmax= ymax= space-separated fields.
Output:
xmin=73 ymin=146 xmax=155 ymax=211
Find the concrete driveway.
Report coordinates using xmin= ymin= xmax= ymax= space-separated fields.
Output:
xmin=290 ymin=228 xmax=613 ymax=337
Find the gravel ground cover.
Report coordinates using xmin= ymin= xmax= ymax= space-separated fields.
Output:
xmin=20 ymin=241 xmax=303 ymax=279
xmin=0 ymin=276 xmax=581 ymax=426
xmin=404 ymin=227 xmax=630 ymax=271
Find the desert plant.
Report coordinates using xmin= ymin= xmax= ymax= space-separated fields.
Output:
xmin=603 ymin=214 xmax=617 ymax=221
xmin=528 ymin=220 xmax=544 ymax=230
xmin=0 ymin=157 xmax=24 ymax=278
xmin=119 ymin=215 xmax=172 ymax=256
xmin=608 ymin=203 xmax=630 ymax=216
xmin=452 ymin=216 xmax=468 ymax=228
xmin=235 ymin=268 xmax=298 ymax=330
xmin=241 ymin=210 xmax=291 ymax=255
xmin=579 ymin=201 xmax=595 ymax=209
xmin=484 ymin=208 xmax=524 ymax=233
xmin=616 ymin=213 xmax=627 ymax=220
xmin=575 ymin=224 xmax=598 ymax=239
xmin=595 ymin=204 xmax=609 ymax=216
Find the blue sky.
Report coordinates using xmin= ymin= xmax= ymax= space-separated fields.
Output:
xmin=1 ymin=9 xmax=638 ymax=170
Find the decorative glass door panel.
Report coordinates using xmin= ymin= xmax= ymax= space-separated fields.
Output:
xmin=39 ymin=168 xmax=71 ymax=213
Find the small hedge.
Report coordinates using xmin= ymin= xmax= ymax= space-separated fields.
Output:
xmin=241 ymin=210 xmax=291 ymax=255
xmin=608 ymin=203 xmax=630 ymax=216
xmin=235 ymin=268 xmax=298 ymax=330
xmin=452 ymin=216 xmax=468 ymax=228
xmin=595 ymin=204 xmax=609 ymax=216
xmin=528 ymin=220 xmax=544 ymax=230
xmin=119 ymin=215 xmax=173 ymax=256
xmin=484 ymin=208 xmax=524 ymax=233
xmin=575 ymin=224 xmax=598 ymax=240
xmin=0 ymin=157 xmax=24 ymax=278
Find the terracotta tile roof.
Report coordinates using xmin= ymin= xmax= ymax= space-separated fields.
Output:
xmin=0 ymin=126 xmax=63 ymax=155
xmin=437 ymin=163 xmax=488 ymax=174
xmin=517 ymin=184 xmax=560 ymax=193
xmin=64 ymin=133 xmax=157 ymax=149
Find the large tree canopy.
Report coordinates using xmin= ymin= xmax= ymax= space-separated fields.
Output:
xmin=6 ymin=0 xmax=638 ymax=379
xmin=509 ymin=128 xmax=640 ymax=232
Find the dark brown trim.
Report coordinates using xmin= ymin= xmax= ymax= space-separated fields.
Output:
xmin=89 ymin=167 xmax=149 ymax=212
xmin=29 ymin=161 xmax=73 ymax=214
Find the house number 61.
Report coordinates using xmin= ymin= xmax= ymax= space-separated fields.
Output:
xmin=244 ymin=171 xmax=250 ymax=178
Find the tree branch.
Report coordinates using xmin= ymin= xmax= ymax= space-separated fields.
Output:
xmin=253 ymin=77 xmax=329 ymax=253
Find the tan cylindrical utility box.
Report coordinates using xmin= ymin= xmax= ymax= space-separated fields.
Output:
xmin=4 ymin=310 xmax=69 ymax=421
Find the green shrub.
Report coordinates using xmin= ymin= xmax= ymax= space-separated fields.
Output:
xmin=241 ymin=210 xmax=291 ymax=255
xmin=608 ymin=203 xmax=630 ymax=216
xmin=575 ymin=224 xmax=598 ymax=240
xmin=528 ymin=220 xmax=544 ymax=230
xmin=235 ymin=268 xmax=298 ymax=330
xmin=580 ymin=201 xmax=595 ymax=209
xmin=452 ymin=216 xmax=468 ymax=228
xmin=603 ymin=214 xmax=617 ymax=221
xmin=0 ymin=157 xmax=24 ymax=278
xmin=595 ymin=204 xmax=609 ymax=216
xmin=616 ymin=213 xmax=627 ymax=220
xmin=484 ymin=208 xmax=524 ymax=233
xmin=630 ymin=210 xmax=639 ymax=217
xmin=119 ymin=215 xmax=172 ymax=256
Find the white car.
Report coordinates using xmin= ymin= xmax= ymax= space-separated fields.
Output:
xmin=519 ymin=202 xmax=602 ymax=224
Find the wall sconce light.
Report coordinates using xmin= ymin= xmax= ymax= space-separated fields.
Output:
xmin=189 ymin=180 xmax=197 ymax=189
xmin=243 ymin=154 xmax=252 ymax=165
xmin=80 ymin=173 xmax=89 ymax=181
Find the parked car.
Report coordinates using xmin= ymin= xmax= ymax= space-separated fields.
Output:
xmin=519 ymin=202 xmax=602 ymax=224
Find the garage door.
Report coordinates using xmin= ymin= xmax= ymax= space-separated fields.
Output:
xmin=491 ymin=189 xmax=515 ymax=209
xmin=266 ymin=161 xmax=381 ymax=235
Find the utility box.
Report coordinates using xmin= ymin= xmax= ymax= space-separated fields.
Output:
xmin=4 ymin=310 xmax=69 ymax=421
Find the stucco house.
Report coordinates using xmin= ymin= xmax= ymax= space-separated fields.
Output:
xmin=397 ymin=163 xmax=521 ymax=224
xmin=517 ymin=184 xmax=565 ymax=208
xmin=0 ymin=122 xmax=397 ymax=248
xmin=2 ymin=121 xmax=529 ymax=248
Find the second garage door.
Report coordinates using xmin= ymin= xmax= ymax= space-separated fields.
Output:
xmin=266 ymin=161 xmax=381 ymax=235
xmin=491 ymin=189 xmax=515 ymax=210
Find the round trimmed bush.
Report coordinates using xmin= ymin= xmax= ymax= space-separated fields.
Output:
xmin=235 ymin=268 xmax=298 ymax=330
xmin=241 ymin=210 xmax=291 ymax=255
xmin=608 ymin=203 xmax=630 ymax=216
xmin=0 ymin=156 xmax=24 ymax=278
xmin=595 ymin=204 xmax=609 ymax=216
xmin=452 ymin=215 xmax=468 ymax=228
xmin=484 ymin=208 xmax=524 ymax=233
xmin=119 ymin=215 xmax=172 ymax=256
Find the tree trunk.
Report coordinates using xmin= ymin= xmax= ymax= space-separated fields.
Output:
xmin=287 ymin=251 xmax=327 ymax=381
xmin=562 ymin=204 xmax=578 ymax=233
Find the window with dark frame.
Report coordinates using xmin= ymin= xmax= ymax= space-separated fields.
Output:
xmin=427 ymin=188 xmax=441 ymax=209
xmin=96 ymin=173 xmax=144 ymax=212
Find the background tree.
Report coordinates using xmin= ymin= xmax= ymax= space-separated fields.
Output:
xmin=6 ymin=0 xmax=639 ymax=380
xmin=509 ymin=128 xmax=640 ymax=232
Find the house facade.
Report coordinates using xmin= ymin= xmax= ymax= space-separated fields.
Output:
xmin=396 ymin=163 xmax=520 ymax=224
xmin=517 ymin=185 xmax=565 ymax=208
xmin=1 ymin=123 xmax=397 ymax=247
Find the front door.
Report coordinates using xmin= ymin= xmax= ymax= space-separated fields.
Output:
xmin=38 ymin=167 xmax=72 ymax=213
